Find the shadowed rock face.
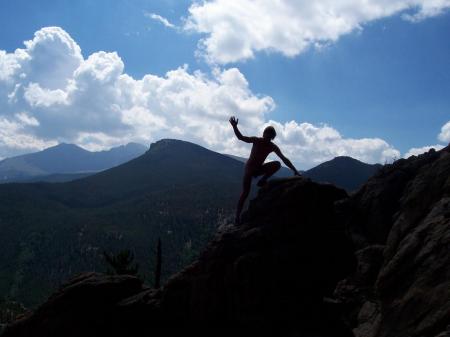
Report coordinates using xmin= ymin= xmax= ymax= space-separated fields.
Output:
xmin=2 ymin=145 xmax=450 ymax=337
xmin=1 ymin=273 xmax=144 ymax=337
xmin=336 ymin=145 xmax=450 ymax=337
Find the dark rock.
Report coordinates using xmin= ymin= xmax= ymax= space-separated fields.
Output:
xmin=338 ymin=145 xmax=450 ymax=337
xmin=2 ymin=273 xmax=143 ymax=337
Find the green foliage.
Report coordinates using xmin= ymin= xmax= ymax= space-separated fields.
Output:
xmin=103 ymin=250 xmax=139 ymax=276
xmin=0 ymin=140 xmax=242 ymax=307
xmin=0 ymin=299 xmax=27 ymax=327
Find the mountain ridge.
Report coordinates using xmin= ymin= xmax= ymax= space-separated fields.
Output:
xmin=0 ymin=139 xmax=385 ymax=309
xmin=304 ymin=156 xmax=382 ymax=192
xmin=0 ymin=142 xmax=147 ymax=183
xmin=0 ymin=139 xmax=245 ymax=307
xmin=3 ymin=145 xmax=449 ymax=337
xmin=1 ymin=138 xmax=381 ymax=191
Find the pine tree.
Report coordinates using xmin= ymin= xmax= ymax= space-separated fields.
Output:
xmin=103 ymin=249 xmax=139 ymax=276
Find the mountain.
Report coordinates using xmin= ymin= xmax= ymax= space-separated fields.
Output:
xmin=0 ymin=140 xmax=384 ymax=310
xmin=224 ymin=153 xmax=294 ymax=177
xmin=0 ymin=139 xmax=387 ymax=311
xmin=224 ymin=153 xmax=247 ymax=163
xmin=0 ymin=139 xmax=244 ymax=308
xmin=21 ymin=172 xmax=94 ymax=183
xmin=2 ymin=142 xmax=378 ymax=188
xmin=0 ymin=142 xmax=147 ymax=183
xmin=3 ymin=146 xmax=448 ymax=337
xmin=226 ymin=153 xmax=381 ymax=191
xmin=304 ymin=156 xmax=382 ymax=191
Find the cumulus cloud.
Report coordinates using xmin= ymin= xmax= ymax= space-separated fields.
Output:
xmin=404 ymin=144 xmax=445 ymax=158
xmin=438 ymin=120 xmax=450 ymax=143
xmin=24 ymin=83 xmax=68 ymax=107
xmin=403 ymin=120 xmax=450 ymax=158
xmin=0 ymin=115 xmax=56 ymax=159
xmin=261 ymin=120 xmax=400 ymax=168
xmin=0 ymin=27 xmax=400 ymax=167
xmin=184 ymin=0 xmax=450 ymax=64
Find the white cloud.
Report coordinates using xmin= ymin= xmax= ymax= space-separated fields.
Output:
xmin=403 ymin=0 xmax=450 ymax=21
xmin=438 ymin=120 xmax=450 ymax=143
xmin=404 ymin=144 xmax=445 ymax=158
xmin=262 ymin=120 xmax=400 ymax=168
xmin=24 ymin=83 xmax=68 ymax=107
xmin=0 ymin=27 xmax=400 ymax=168
xmin=21 ymin=26 xmax=83 ymax=89
xmin=0 ymin=116 xmax=56 ymax=158
xmin=15 ymin=112 xmax=40 ymax=126
xmin=184 ymin=0 xmax=450 ymax=64
xmin=403 ymin=120 xmax=449 ymax=158
xmin=144 ymin=12 xmax=176 ymax=29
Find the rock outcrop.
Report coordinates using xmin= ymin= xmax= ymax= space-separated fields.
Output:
xmin=2 ymin=145 xmax=450 ymax=337
xmin=336 ymin=145 xmax=450 ymax=337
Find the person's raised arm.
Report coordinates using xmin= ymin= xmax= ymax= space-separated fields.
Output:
xmin=273 ymin=145 xmax=301 ymax=176
xmin=229 ymin=116 xmax=256 ymax=143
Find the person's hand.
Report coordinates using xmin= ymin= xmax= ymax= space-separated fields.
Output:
xmin=229 ymin=116 xmax=238 ymax=127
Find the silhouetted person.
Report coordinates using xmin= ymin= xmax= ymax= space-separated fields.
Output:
xmin=230 ymin=116 xmax=300 ymax=224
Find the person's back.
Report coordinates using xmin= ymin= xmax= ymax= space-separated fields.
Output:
xmin=229 ymin=116 xmax=300 ymax=224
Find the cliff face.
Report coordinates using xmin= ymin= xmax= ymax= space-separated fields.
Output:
xmin=2 ymin=146 xmax=449 ymax=337
xmin=336 ymin=146 xmax=450 ymax=337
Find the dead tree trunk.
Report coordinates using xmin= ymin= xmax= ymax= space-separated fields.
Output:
xmin=154 ymin=238 xmax=162 ymax=289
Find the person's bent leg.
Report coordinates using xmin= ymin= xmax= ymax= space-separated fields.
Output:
xmin=236 ymin=173 xmax=252 ymax=224
xmin=257 ymin=161 xmax=281 ymax=187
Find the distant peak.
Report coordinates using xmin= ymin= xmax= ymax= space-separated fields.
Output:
xmin=152 ymin=139 xmax=184 ymax=145
xmin=147 ymin=139 xmax=211 ymax=156
xmin=124 ymin=142 xmax=147 ymax=149
xmin=329 ymin=156 xmax=375 ymax=165
xmin=49 ymin=143 xmax=84 ymax=151
xmin=56 ymin=143 xmax=78 ymax=147
xmin=149 ymin=139 xmax=187 ymax=150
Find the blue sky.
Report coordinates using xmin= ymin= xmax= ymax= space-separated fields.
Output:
xmin=0 ymin=0 xmax=449 ymax=168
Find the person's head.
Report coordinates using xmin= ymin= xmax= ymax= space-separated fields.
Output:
xmin=263 ymin=126 xmax=276 ymax=140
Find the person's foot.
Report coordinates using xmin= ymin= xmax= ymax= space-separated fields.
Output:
xmin=257 ymin=178 xmax=267 ymax=187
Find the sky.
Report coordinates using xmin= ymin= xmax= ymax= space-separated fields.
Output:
xmin=0 ymin=0 xmax=449 ymax=169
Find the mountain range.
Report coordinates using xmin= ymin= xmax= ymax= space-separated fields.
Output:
xmin=1 ymin=142 xmax=380 ymax=191
xmin=0 ymin=143 xmax=147 ymax=183
xmin=228 ymin=154 xmax=381 ymax=191
xmin=3 ymin=145 xmax=448 ymax=337
xmin=0 ymin=139 xmax=243 ymax=307
xmin=0 ymin=139 xmax=381 ymax=309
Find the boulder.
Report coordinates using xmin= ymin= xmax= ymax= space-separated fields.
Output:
xmin=2 ymin=273 xmax=143 ymax=337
